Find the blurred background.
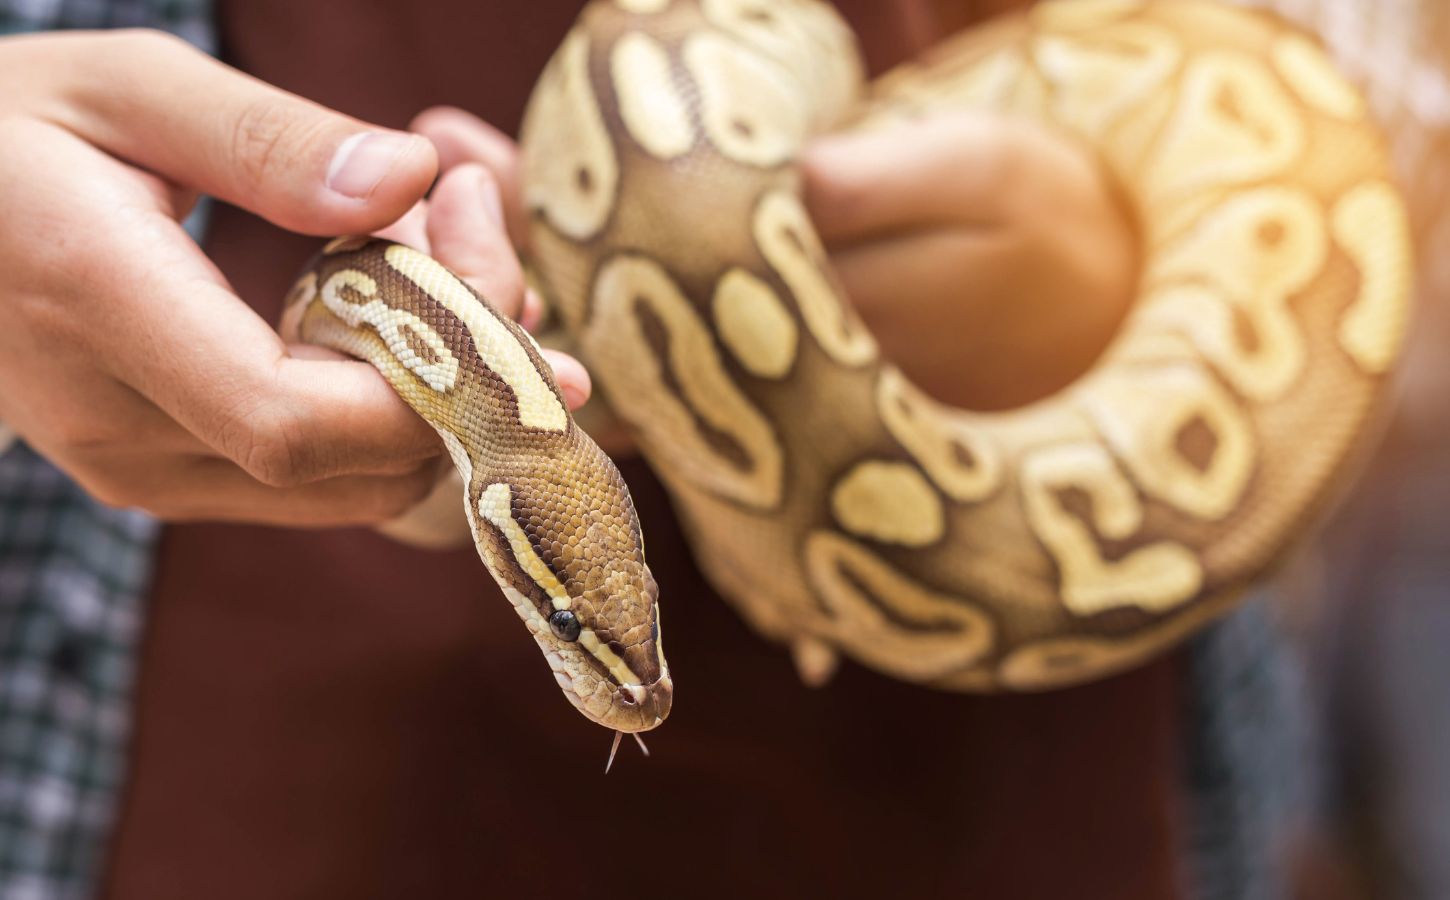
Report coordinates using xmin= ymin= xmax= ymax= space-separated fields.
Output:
xmin=1232 ymin=1 xmax=1450 ymax=897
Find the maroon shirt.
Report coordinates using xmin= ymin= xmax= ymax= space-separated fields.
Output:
xmin=103 ymin=3 xmax=1186 ymax=897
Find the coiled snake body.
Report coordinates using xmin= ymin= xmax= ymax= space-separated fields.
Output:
xmin=284 ymin=0 xmax=1410 ymax=730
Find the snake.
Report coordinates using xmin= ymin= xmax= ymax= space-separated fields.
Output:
xmin=281 ymin=238 xmax=671 ymax=736
xmin=281 ymin=0 xmax=1410 ymax=734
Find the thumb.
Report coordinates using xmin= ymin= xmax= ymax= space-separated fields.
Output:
xmin=802 ymin=113 xmax=1040 ymax=247
xmin=44 ymin=29 xmax=437 ymax=235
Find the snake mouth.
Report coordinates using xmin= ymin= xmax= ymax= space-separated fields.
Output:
xmin=543 ymin=644 xmax=673 ymax=733
xmin=563 ymin=674 xmax=671 ymax=733
xmin=611 ymin=675 xmax=673 ymax=733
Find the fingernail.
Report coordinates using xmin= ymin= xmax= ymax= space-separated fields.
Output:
xmin=521 ymin=288 xmax=544 ymax=332
xmin=478 ymin=174 xmax=505 ymax=228
xmin=327 ymin=132 xmax=420 ymax=200
xmin=561 ymin=382 xmax=589 ymax=411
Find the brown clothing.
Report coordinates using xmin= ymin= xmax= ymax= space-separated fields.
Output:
xmin=103 ymin=2 xmax=1186 ymax=898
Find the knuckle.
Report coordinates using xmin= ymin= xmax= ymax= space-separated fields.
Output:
xmin=229 ymin=101 xmax=290 ymax=192
xmin=244 ymin=430 xmax=306 ymax=489
xmin=219 ymin=405 xmax=312 ymax=488
xmin=228 ymin=98 xmax=325 ymax=194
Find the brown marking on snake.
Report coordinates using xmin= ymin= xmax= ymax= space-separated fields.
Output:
xmin=634 ymin=296 xmax=753 ymax=472
xmin=506 ymin=0 xmax=1408 ymax=695
xmin=400 ymin=325 xmax=442 ymax=367
xmin=837 ymin=566 xmax=975 ymax=635
xmin=1174 ymin=414 xmax=1218 ymax=474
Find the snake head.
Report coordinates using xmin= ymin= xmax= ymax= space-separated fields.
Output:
xmin=475 ymin=466 xmax=671 ymax=734
xmin=538 ymin=562 xmax=672 ymax=734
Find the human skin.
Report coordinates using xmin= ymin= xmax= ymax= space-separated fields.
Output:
xmin=0 ymin=30 xmax=589 ymax=526
xmin=0 ymin=30 xmax=1134 ymax=525
xmin=422 ymin=103 xmax=1138 ymax=415
xmin=803 ymin=113 xmax=1139 ymax=411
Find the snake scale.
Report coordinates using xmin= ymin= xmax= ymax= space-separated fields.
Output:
xmin=282 ymin=0 xmax=1411 ymax=734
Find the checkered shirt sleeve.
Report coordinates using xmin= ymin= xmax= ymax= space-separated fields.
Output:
xmin=0 ymin=3 xmax=213 ymax=897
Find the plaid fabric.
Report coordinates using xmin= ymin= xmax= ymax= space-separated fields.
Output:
xmin=1181 ymin=596 xmax=1312 ymax=900
xmin=0 ymin=2 xmax=1394 ymax=899
xmin=0 ymin=447 xmax=157 ymax=900
xmin=0 ymin=6 xmax=213 ymax=898
xmin=0 ymin=0 xmax=211 ymax=46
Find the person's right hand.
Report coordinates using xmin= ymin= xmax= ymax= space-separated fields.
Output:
xmin=0 ymin=29 xmax=515 ymax=526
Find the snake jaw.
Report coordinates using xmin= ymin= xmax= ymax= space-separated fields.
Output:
xmin=535 ymin=623 xmax=671 ymax=733
xmin=618 ymin=673 xmax=672 ymax=733
xmin=580 ymin=666 xmax=672 ymax=734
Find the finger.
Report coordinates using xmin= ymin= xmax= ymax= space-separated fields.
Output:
xmin=425 ymin=163 xmax=526 ymax=320
xmin=802 ymin=113 xmax=1049 ymax=246
xmin=1 ymin=123 xmax=439 ymax=486
xmin=5 ymin=371 xmax=227 ymax=460
xmin=833 ymin=227 xmax=1031 ymax=409
xmin=542 ymin=349 xmax=591 ymax=411
xmin=833 ymin=226 xmax=1126 ymax=408
xmin=410 ymin=107 xmax=518 ymax=175
xmin=374 ymin=198 xmax=432 ymax=252
xmin=833 ymin=227 xmax=1016 ymax=327
xmin=79 ymin=452 xmax=440 ymax=526
xmin=43 ymin=29 xmax=437 ymax=235
xmin=410 ymin=106 xmax=526 ymax=245
xmin=89 ymin=219 xmax=443 ymax=485
xmin=520 ymin=288 xmax=544 ymax=333
xmin=0 ymin=117 xmax=440 ymax=490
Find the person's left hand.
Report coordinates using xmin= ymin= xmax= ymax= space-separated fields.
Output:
xmin=803 ymin=112 xmax=1140 ymax=411
xmin=408 ymin=107 xmax=1140 ymax=421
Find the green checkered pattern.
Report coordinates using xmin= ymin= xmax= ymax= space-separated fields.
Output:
xmin=0 ymin=6 xmax=213 ymax=897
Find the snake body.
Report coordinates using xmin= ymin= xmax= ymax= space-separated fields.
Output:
xmin=284 ymin=0 xmax=1410 ymax=730
xmin=520 ymin=0 xmax=1410 ymax=692
xmin=282 ymin=238 xmax=670 ymax=733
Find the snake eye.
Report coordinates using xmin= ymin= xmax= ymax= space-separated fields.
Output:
xmin=549 ymin=609 xmax=581 ymax=642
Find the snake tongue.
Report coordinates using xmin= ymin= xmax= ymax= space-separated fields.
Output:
xmin=603 ymin=729 xmax=653 ymax=773
xmin=605 ymin=730 xmax=624 ymax=774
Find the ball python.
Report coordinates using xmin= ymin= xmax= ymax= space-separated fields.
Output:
xmin=283 ymin=0 xmax=1410 ymax=734
xmin=281 ymin=238 xmax=671 ymax=737
xmin=517 ymin=0 xmax=1410 ymax=692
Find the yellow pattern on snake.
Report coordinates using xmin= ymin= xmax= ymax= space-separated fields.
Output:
xmin=521 ymin=0 xmax=1410 ymax=694
xmin=283 ymin=239 xmax=670 ymax=733
xmin=284 ymin=0 xmax=1411 ymax=733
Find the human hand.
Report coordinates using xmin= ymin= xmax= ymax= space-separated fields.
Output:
xmin=803 ymin=113 xmax=1139 ymax=410
xmin=0 ymin=31 xmax=583 ymax=526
